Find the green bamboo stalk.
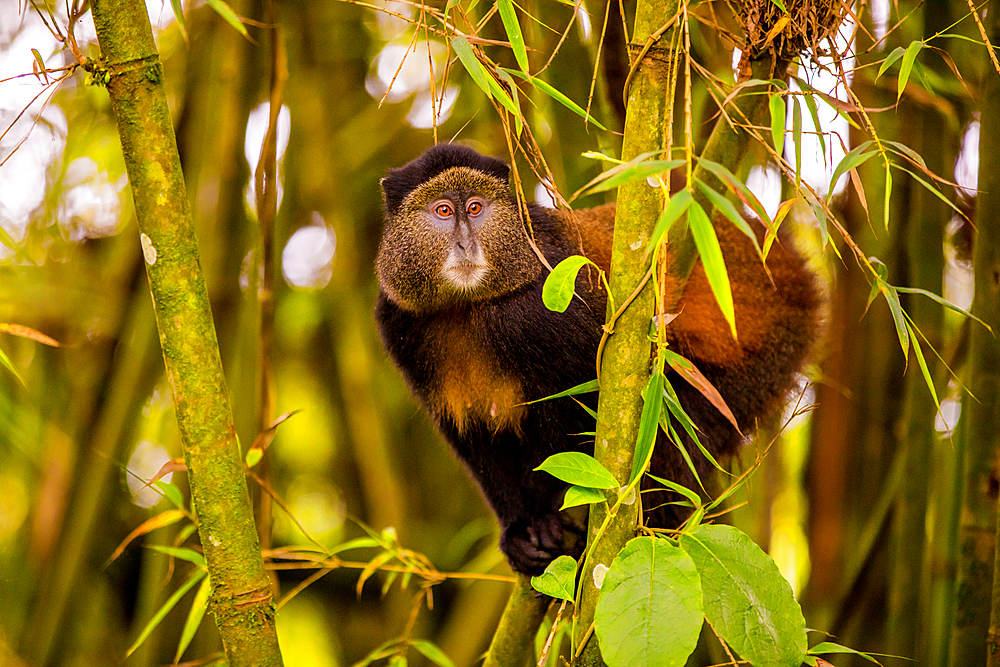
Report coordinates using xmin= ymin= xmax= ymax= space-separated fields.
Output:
xmin=572 ymin=1 xmax=680 ymax=662
xmin=977 ymin=8 xmax=1000 ymax=664
xmin=88 ymin=1 xmax=283 ymax=664
xmin=483 ymin=576 xmax=551 ymax=667
xmin=951 ymin=10 xmax=1000 ymax=663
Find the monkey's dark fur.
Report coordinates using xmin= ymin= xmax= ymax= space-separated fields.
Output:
xmin=375 ymin=143 xmax=819 ymax=575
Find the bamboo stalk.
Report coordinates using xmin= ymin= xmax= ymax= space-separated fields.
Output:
xmin=89 ymin=1 xmax=283 ymax=664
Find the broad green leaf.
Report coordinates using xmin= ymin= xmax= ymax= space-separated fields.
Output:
xmin=688 ymin=203 xmax=736 ymax=340
xmin=681 ymin=525 xmax=806 ymax=667
xmin=561 ymin=485 xmax=607 ymax=509
xmin=174 ymin=574 xmax=210 ymax=662
xmin=827 ymin=141 xmax=876 ymax=201
xmin=647 ymin=188 xmax=693 ymax=253
xmin=495 ymin=67 xmax=523 ymax=135
xmin=497 ymin=0 xmax=529 ymax=73
xmin=594 ymin=536 xmax=703 ymax=667
xmin=542 ymin=255 xmax=594 ymax=312
xmin=410 ymin=640 xmax=456 ymax=667
xmin=629 ymin=371 xmax=665 ymax=485
xmin=148 ymin=545 xmax=207 ymax=566
xmin=897 ymin=40 xmax=923 ymax=101
xmin=769 ymin=94 xmax=785 ymax=156
xmin=693 ymin=180 xmax=762 ymax=256
xmin=531 ymin=554 xmax=578 ymax=600
xmin=528 ymin=378 xmax=600 ymax=403
xmin=126 ymin=568 xmax=207 ymax=658
xmin=535 ymin=451 xmax=618 ymax=489
xmin=205 ymin=0 xmax=248 ymax=37
xmin=507 ymin=71 xmax=608 ymax=130
xmin=876 ymin=46 xmax=906 ymax=82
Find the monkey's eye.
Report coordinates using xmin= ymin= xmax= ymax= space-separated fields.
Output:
xmin=466 ymin=200 xmax=483 ymax=216
xmin=433 ymin=201 xmax=454 ymax=218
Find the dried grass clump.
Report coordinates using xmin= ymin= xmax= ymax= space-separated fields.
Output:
xmin=735 ymin=0 xmax=851 ymax=62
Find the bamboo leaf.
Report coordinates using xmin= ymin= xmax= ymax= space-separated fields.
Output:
xmin=452 ymin=36 xmax=517 ymax=117
xmin=506 ymin=70 xmax=609 ymax=130
xmin=694 ymin=180 xmax=762 ymax=257
xmin=647 ymin=189 xmax=693 ymax=253
xmin=0 ymin=346 xmax=25 ymax=386
xmin=0 ymin=323 xmax=61 ymax=346
xmin=827 ymin=141 xmax=876 ymax=203
xmin=175 ymin=574 xmax=211 ymax=662
xmin=126 ymin=568 xmax=206 ymax=658
xmin=876 ymin=46 xmax=906 ymax=82
xmin=883 ymin=284 xmax=910 ymax=361
xmin=497 ymin=0 xmax=529 ymax=73
xmin=169 ymin=0 xmax=189 ymax=42
xmin=905 ymin=319 xmax=939 ymax=411
xmin=897 ymin=40 xmax=923 ymax=102
xmin=646 ymin=474 xmax=702 ymax=507
xmin=894 ymin=286 xmax=993 ymax=333
xmin=205 ymin=0 xmax=248 ymax=37
xmin=664 ymin=349 xmax=741 ymax=437
xmin=527 ymin=378 xmax=600 ymax=403
xmin=148 ymin=545 xmax=207 ymax=566
xmin=769 ymin=93 xmax=785 ymax=156
xmin=109 ymin=509 xmax=188 ymax=564
xmin=792 ymin=97 xmax=802 ymax=190
xmin=410 ymin=640 xmax=456 ymax=667
xmin=688 ymin=203 xmax=736 ymax=341
xmin=629 ymin=371 xmax=665 ymax=485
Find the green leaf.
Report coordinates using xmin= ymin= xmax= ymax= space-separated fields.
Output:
xmin=497 ymin=0 xmax=529 ymax=73
xmin=410 ymin=640 xmax=456 ymax=667
xmin=126 ymin=568 xmax=207 ymax=658
xmin=451 ymin=36 xmax=518 ymax=117
xmin=769 ymin=94 xmax=785 ymax=156
xmin=506 ymin=70 xmax=608 ymax=130
xmin=629 ymin=371 xmax=665 ymax=485
xmin=205 ymin=0 xmax=248 ymax=37
xmin=894 ymin=286 xmax=993 ymax=333
xmin=827 ymin=141 xmax=876 ymax=202
xmin=792 ymin=97 xmax=802 ymax=189
xmin=647 ymin=189 xmax=693 ymax=253
xmin=531 ymin=554 xmax=578 ymax=601
xmin=495 ymin=67 xmax=523 ymax=135
xmin=897 ymin=40 xmax=923 ymax=102
xmin=884 ymin=164 xmax=892 ymax=231
xmin=688 ymin=203 xmax=736 ymax=340
xmin=876 ymin=46 xmax=906 ymax=82
xmin=174 ymin=574 xmax=210 ymax=662
xmin=168 ymin=0 xmax=188 ymax=41
xmin=693 ymin=180 xmax=762 ymax=256
xmin=681 ymin=525 xmax=807 ymax=667
xmin=561 ymin=485 xmax=607 ymax=509
xmin=148 ymin=545 xmax=207 ymax=566
xmin=906 ymin=318 xmax=940 ymax=411
xmin=542 ymin=255 xmax=594 ymax=312
xmin=695 ymin=158 xmax=771 ymax=228
xmin=330 ymin=536 xmax=381 ymax=554
xmin=535 ymin=452 xmax=618 ymax=489
xmin=584 ymin=159 xmax=684 ymax=197
xmin=0 ymin=345 xmax=25 ymax=386
xmin=884 ymin=284 xmax=909 ymax=360
xmin=646 ymin=474 xmax=702 ymax=508
xmin=528 ymin=378 xmax=600 ymax=403
xmin=808 ymin=642 xmax=882 ymax=663
xmin=768 ymin=0 xmax=787 ymax=12
xmin=153 ymin=481 xmax=185 ymax=509
xmin=594 ymin=536 xmax=703 ymax=667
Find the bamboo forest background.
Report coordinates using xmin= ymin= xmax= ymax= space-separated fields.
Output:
xmin=0 ymin=0 xmax=998 ymax=665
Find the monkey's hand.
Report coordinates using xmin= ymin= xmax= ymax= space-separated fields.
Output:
xmin=499 ymin=509 xmax=586 ymax=575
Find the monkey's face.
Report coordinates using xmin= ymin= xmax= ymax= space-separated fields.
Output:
xmin=377 ymin=166 xmax=540 ymax=312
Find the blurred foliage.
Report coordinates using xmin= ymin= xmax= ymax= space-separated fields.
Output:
xmin=0 ymin=0 xmax=997 ymax=665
